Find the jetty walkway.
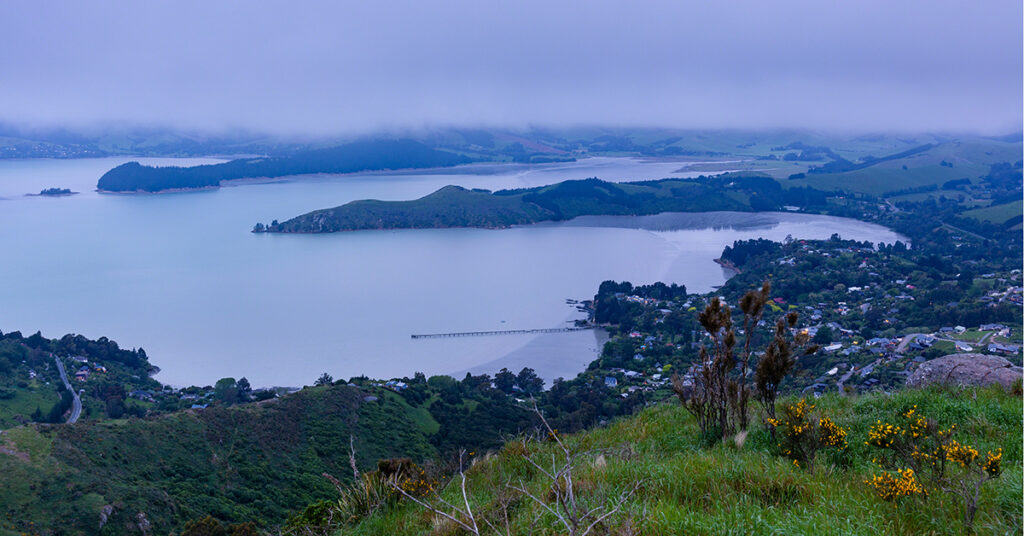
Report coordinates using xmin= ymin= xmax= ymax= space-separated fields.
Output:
xmin=411 ymin=326 xmax=594 ymax=339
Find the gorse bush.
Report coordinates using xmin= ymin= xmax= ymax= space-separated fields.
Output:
xmin=767 ymin=398 xmax=848 ymax=469
xmin=864 ymin=404 xmax=1005 ymax=529
xmin=282 ymin=460 xmax=439 ymax=534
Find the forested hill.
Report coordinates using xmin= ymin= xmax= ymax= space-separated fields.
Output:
xmin=0 ymin=383 xmax=437 ymax=533
xmin=96 ymin=140 xmax=472 ymax=192
xmin=258 ymin=175 xmax=831 ymax=233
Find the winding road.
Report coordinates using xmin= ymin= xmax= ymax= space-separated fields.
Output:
xmin=53 ymin=356 xmax=82 ymax=424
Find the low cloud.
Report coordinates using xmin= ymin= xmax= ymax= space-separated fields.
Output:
xmin=0 ymin=1 xmax=1019 ymax=135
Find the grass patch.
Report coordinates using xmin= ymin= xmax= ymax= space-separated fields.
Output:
xmin=0 ymin=385 xmax=58 ymax=429
xmin=962 ymin=200 xmax=1023 ymax=226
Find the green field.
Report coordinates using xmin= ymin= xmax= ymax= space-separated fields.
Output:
xmin=786 ymin=140 xmax=1020 ymax=196
xmin=962 ymin=200 xmax=1023 ymax=226
xmin=0 ymin=381 xmax=59 ymax=429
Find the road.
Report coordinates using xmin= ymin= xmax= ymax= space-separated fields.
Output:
xmin=895 ymin=333 xmax=925 ymax=354
xmin=53 ymin=356 xmax=82 ymax=424
xmin=837 ymin=357 xmax=883 ymax=394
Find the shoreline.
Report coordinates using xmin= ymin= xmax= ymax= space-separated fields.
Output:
xmin=258 ymin=210 xmax=910 ymax=247
xmin=713 ymin=257 xmax=742 ymax=274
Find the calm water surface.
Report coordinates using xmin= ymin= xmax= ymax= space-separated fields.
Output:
xmin=0 ymin=157 xmax=904 ymax=386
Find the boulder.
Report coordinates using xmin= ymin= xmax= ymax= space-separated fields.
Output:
xmin=907 ymin=353 xmax=1022 ymax=390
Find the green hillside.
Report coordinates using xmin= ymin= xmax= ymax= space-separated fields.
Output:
xmin=0 ymin=384 xmax=435 ymax=534
xmin=308 ymin=386 xmax=1022 ymax=536
xmin=962 ymin=200 xmax=1024 ymax=226
xmin=785 ymin=140 xmax=1022 ymax=196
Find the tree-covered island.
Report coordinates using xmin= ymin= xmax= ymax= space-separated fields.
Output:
xmin=96 ymin=140 xmax=472 ymax=193
xmin=254 ymin=175 xmax=829 ymax=233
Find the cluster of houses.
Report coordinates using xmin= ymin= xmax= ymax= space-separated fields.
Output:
xmin=980 ymin=283 xmax=1024 ymax=307
xmin=68 ymin=356 xmax=108 ymax=382
xmin=603 ymin=366 xmax=670 ymax=398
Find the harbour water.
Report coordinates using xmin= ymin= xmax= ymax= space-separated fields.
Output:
xmin=0 ymin=157 xmax=905 ymax=386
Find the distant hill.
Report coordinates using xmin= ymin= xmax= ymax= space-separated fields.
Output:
xmin=259 ymin=176 xmax=833 ymax=233
xmin=96 ymin=140 xmax=472 ymax=192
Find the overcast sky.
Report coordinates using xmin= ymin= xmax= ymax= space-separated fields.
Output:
xmin=0 ymin=1 xmax=1020 ymax=135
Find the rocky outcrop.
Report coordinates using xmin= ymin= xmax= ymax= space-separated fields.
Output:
xmin=907 ymin=353 xmax=1022 ymax=390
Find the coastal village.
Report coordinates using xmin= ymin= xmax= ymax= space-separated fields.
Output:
xmin=578 ymin=236 xmax=1022 ymax=403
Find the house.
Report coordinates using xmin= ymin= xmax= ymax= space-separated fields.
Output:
xmin=384 ymin=380 xmax=408 ymax=391
xmin=824 ymin=343 xmax=843 ymax=353
xmin=633 ymin=353 xmax=645 ymax=361
xmin=980 ymin=323 xmax=1007 ymax=331
xmin=988 ymin=343 xmax=1020 ymax=356
xmin=129 ymin=390 xmax=154 ymax=401
xmin=190 ymin=404 xmax=209 ymax=410
xmin=955 ymin=342 xmax=973 ymax=352
xmin=604 ymin=376 xmax=618 ymax=387
xmin=70 ymin=355 xmax=88 ymax=363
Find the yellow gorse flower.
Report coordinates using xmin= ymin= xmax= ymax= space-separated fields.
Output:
xmin=944 ymin=440 xmax=979 ymax=468
xmin=819 ymin=417 xmax=848 ymax=449
xmin=983 ymin=449 xmax=1003 ymax=477
xmin=866 ymin=420 xmax=903 ymax=448
xmin=865 ymin=468 xmax=927 ymax=501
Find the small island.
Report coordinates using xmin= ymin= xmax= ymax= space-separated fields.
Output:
xmin=30 ymin=187 xmax=77 ymax=197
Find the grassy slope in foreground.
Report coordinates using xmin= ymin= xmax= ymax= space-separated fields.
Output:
xmin=0 ymin=385 xmax=435 ymax=534
xmin=261 ymin=176 xmax=823 ymax=233
xmin=342 ymin=386 xmax=1021 ymax=536
xmin=96 ymin=140 xmax=472 ymax=192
